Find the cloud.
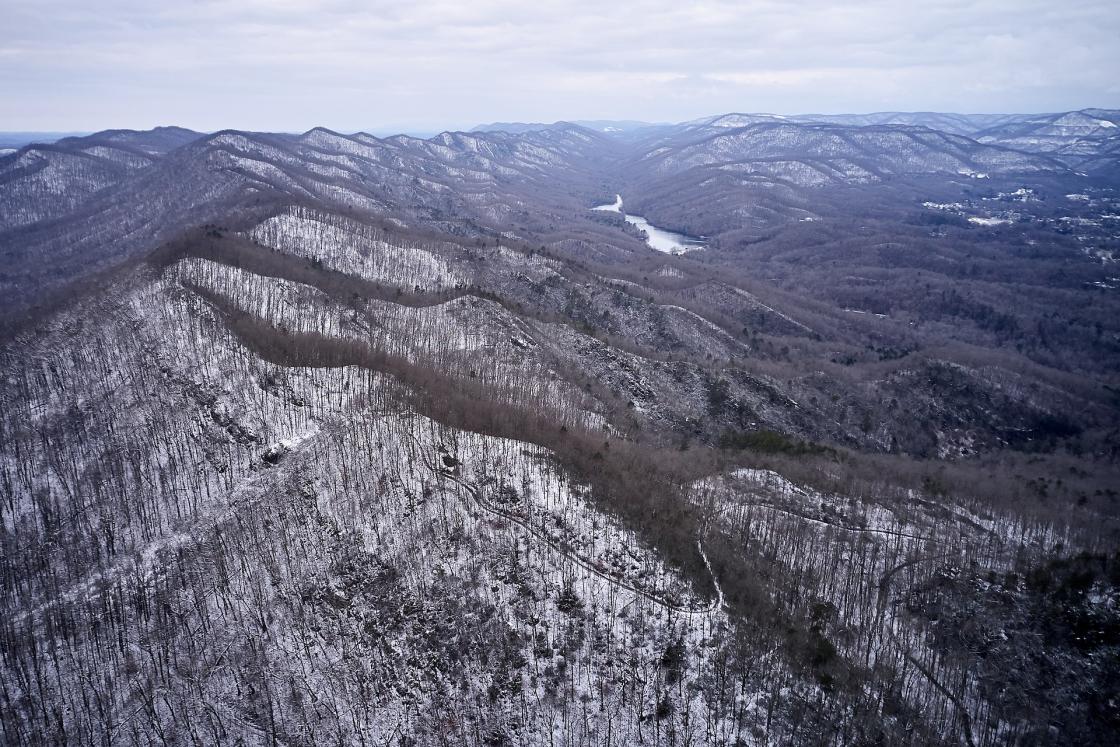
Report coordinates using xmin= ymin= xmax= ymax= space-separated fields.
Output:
xmin=2 ymin=0 xmax=1118 ymax=131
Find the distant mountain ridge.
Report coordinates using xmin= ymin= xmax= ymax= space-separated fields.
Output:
xmin=0 ymin=126 xmax=204 ymax=229
xmin=472 ymin=119 xmax=662 ymax=134
xmin=0 ymin=121 xmax=614 ymax=310
xmin=0 ymin=131 xmax=93 ymax=149
xmin=2 ymin=108 xmax=1115 ymax=312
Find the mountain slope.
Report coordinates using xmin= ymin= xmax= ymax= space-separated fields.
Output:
xmin=0 ymin=126 xmax=202 ymax=229
xmin=0 ymin=123 xmax=622 ymax=314
xmin=974 ymin=109 xmax=1120 ymax=174
xmin=3 ymin=199 xmax=1116 ymax=744
xmin=2 ymin=112 xmax=1118 ymax=745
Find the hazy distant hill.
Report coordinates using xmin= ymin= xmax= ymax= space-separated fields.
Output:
xmin=472 ymin=118 xmax=660 ymax=134
xmin=791 ymin=111 xmax=1032 ymax=134
xmin=0 ymin=130 xmax=92 ymax=148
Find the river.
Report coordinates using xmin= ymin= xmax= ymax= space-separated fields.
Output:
xmin=592 ymin=194 xmax=705 ymax=254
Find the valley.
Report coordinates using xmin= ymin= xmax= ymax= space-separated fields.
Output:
xmin=1 ymin=109 xmax=1118 ymax=746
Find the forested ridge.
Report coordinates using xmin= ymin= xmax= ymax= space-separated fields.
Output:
xmin=2 ymin=114 xmax=1118 ymax=744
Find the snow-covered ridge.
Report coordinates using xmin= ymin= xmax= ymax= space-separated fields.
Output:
xmin=250 ymin=209 xmax=465 ymax=290
xmin=0 ymin=268 xmax=765 ymax=744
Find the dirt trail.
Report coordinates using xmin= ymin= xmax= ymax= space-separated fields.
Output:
xmin=408 ymin=434 xmax=722 ymax=617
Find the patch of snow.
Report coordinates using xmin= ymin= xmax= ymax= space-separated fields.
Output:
xmin=592 ymin=193 xmax=623 ymax=212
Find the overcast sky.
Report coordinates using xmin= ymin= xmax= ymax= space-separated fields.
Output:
xmin=3 ymin=0 xmax=1118 ymax=133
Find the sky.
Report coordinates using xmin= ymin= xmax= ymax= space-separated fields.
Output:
xmin=3 ymin=0 xmax=1119 ymax=134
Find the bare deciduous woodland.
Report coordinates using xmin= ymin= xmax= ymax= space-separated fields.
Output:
xmin=1 ymin=109 xmax=1119 ymax=745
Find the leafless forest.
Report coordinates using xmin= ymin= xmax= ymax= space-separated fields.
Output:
xmin=1 ymin=111 xmax=1118 ymax=745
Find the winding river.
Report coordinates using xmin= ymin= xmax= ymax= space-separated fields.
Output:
xmin=592 ymin=194 xmax=705 ymax=254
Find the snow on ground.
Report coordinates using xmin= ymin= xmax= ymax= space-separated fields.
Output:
xmin=425 ymin=430 xmax=713 ymax=612
xmin=1 ymin=268 xmax=779 ymax=744
xmin=689 ymin=464 xmax=1082 ymax=745
xmin=169 ymin=256 xmax=604 ymax=432
xmin=250 ymin=208 xmax=464 ymax=290
xmin=592 ymin=193 xmax=623 ymax=212
xmin=968 ymin=216 xmax=1012 ymax=226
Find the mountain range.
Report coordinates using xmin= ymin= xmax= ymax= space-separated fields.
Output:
xmin=1 ymin=109 xmax=1118 ymax=745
